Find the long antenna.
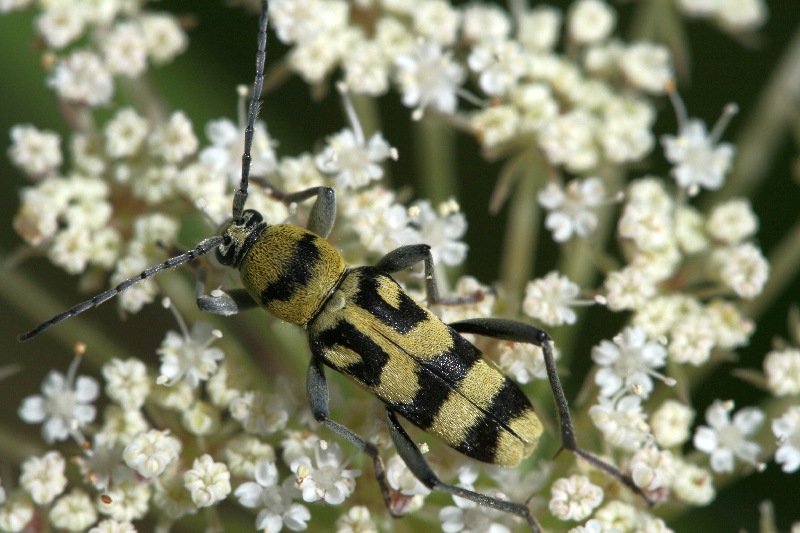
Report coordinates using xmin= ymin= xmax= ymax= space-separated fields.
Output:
xmin=232 ymin=0 xmax=269 ymax=221
xmin=19 ymin=1 xmax=271 ymax=342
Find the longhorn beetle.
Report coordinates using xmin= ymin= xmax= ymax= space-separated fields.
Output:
xmin=19 ymin=1 xmax=649 ymax=531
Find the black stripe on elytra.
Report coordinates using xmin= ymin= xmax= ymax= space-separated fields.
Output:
xmin=457 ymin=378 xmax=534 ymax=461
xmin=391 ymin=363 xmax=452 ymax=430
xmin=352 ymin=267 xmax=429 ymax=334
xmin=260 ymin=232 xmax=320 ymax=304
xmin=421 ymin=328 xmax=483 ymax=384
xmin=311 ymin=320 xmax=389 ymax=388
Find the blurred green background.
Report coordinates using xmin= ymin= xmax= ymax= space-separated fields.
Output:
xmin=1 ymin=0 xmax=798 ymax=531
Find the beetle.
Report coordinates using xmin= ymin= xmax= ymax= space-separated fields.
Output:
xmin=19 ymin=1 xmax=647 ymax=530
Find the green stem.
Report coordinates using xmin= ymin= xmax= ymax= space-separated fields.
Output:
xmin=499 ymin=150 xmax=543 ymax=315
xmin=413 ymin=116 xmax=457 ymax=204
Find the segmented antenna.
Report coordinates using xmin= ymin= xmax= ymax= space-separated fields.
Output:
xmin=232 ymin=0 xmax=269 ymax=221
xmin=18 ymin=236 xmax=224 ymax=341
xmin=18 ymin=1 xmax=271 ymax=341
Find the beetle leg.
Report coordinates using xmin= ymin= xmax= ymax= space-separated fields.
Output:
xmin=449 ymin=318 xmax=651 ymax=505
xmin=306 ymin=356 xmax=398 ymax=515
xmin=251 ymin=178 xmax=337 ymax=239
xmin=190 ymin=258 xmax=259 ymax=315
xmin=376 ymin=244 xmax=492 ymax=308
xmin=386 ymin=409 xmax=542 ymax=533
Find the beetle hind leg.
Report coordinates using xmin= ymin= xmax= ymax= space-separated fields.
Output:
xmin=386 ymin=409 xmax=542 ymax=532
xmin=449 ymin=318 xmax=651 ymax=505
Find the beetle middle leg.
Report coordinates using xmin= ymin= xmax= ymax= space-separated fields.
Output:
xmin=305 ymin=356 xmax=399 ymax=515
xmin=376 ymin=244 xmax=491 ymax=306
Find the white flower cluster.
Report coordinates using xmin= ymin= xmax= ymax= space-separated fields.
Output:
xmin=4 ymin=0 xmax=790 ymax=531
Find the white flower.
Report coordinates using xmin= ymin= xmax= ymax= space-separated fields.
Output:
xmin=764 ymin=349 xmax=800 ymax=397
xmin=36 ymin=3 xmax=86 ymax=48
xmin=104 ymin=108 xmax=149 ymax=158
xmin=48 ymin=49 xmax=114 ymax=106
xmin=470 ymin=105 xmax=520 ymax=150
xmin=523 ymin=271 xmax=581 ymax=326
xmin=412 ymin=0 xmax=460 ymax=46
xmin=662 ymin=118 xmax=734 ymax=191
xmin=630 ymin=446 xmax=675 ymax=491
xmin=772 ymin=406 xmax=800 ymax=473
xmin=288 ymin=28 xmax=356 ymax=84
xmin=89 ymin=519 xmax=138 ymax=533
xmin=713 ymin=0 xmax=767 ymax=31
xmin=8 ymin=124 xmax=62 ymax=176
xmin=98 ymin=479 xmax=151 ymax=522
xmin=184 ymin=454 xmax=231 ymax=507
xmin=18 ymin=356 xmax=99 ymax=443
xmin=462 ymin=4 xmax=511 ymax=43
xmin=538 ymin=177 xmax=606 ymax=242
xmin=140 ymin=12 xmax=188 ymax=64
xmin=152 ymin=473 xmax=195 ymax=520
xmin=0 ymin=490 xmax=35 ymax=532
xmin=589 ymin=394 xmax=650 ymax=451
xmin=592 ymin=327 xmax=670 ymax=398
xmin=235 ymin=459 xmax=311 ymax=532
xmin=97 ymin=405 xmax=149 ymax=447
xmin=336 ymin=505 xmax=378 ymax=533
xmin=706 ymin=199 xmax=758 ymax=244
xmin=711 ymin=242 xmax=769 ymax=299
xmin=693 ymin=400 xmax=765 ymax=473
xmin=225 ymin=435 xmax=276 ymax=479
xmin=671 ymin=459 xmax=715 ymax=505
xmin=567 ymin=0 xmax=616 ymax=44
xmin=650 ymin=399 xmax=695 ymax=448
xmin=569 ymin=519 xmax=622 ymax=533
xmin=50 ymin=489 xmax=97 ymax=531
xmin=344 ymin=40 xmax=390 ymax=96
xmin=157 ymin=319 xmax=224 ymax=388
xmin=291 ymin=442 xmax=360 ymax=505
xmin=517 ymin=6 xmax=562 ymax=51
xmin=604 ymin=267 xmax=657 ymax=311
xmin=668 ymin=315 xmax=716 ymax=366
xmin=103 ymin=22 xmax=148 ymax=77
xmin=20 ymin=451 xmax=67 ymax=505
xmin=549 ymin=474 xmax=604 ymax=521
xmin=537 ymin=110 xmax=599 ymax=172
xmin=468 ymin=39 xmax=527 ymax=97
xmin=386 ymin=454 xmax=430 ymax=498
xmin=102 ymin=358 xmax=151 ymax=410
xmin=123 ymin=429 xmax=182 ymax=478
xmin=619 ymin=42 xmax=672 ymax=94
xmin=182 ymin=401 xmax=220 ymax=436
xmin=592 ymin=501 xmax=638 ymax=531
xmin=395 ymin=40 xmax=465 ymax=117
xmin=497 ymin=341 xmax=550 ymax=385
xmin=200 ymin=117 xmax=276 ymax=188
xmin=440 ymin=495 xmax=511 ymax=533
xmin=230 ymin=390 xmax=289 ymax=435
xmin=406 ymin=199 xmax=467 ymax=267
xmin=315 ymin=128 xmax=395 ymax=190
xmin=148 ymin=111 xmax=198 ymax=163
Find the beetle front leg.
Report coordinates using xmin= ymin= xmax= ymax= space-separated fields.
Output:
xmin=306 ymin=357 xmax=399 ymax=515
xmin=449 ymin=318 xmax=651 ymax=504
xmin=251 ymin=178 xmax=336 ymax=239
xmin=195 ymin=267 xmax=259 ymax=316
xmin=385 ymin=409 xmax=542 ymax=533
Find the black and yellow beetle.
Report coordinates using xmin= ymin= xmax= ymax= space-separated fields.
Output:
xmin=19 ymin=1 xmax=645 ymax=531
